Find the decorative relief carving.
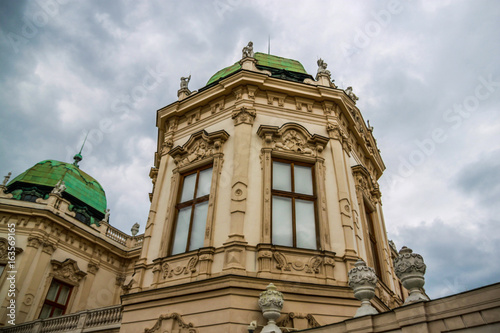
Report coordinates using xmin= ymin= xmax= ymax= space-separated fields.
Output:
xmin=295 ymin=97 xmax=314 ymax=112
xmin=87 ymin=261 xmax=99 ymax=274
xmin=352 ymin=165 xmax=380 ymax=205
xmin=169 ymin=130 xmax=230 ymax=168
xmin=23 ymin=293 xmax=34 ymax=306
xmin=27 ymin=236 xmax=42 ymax=249
xmin=0 ymin=238 xmax=21 ymax=261
xmin=273 ymin=252 xmax=322 ymax=274
xmin=210 ymin=97 xmax=225 ymax=114
xmin=51 ymin=259 xmax=87 ymax=285
xmin=232 ymin=106 xmax=256 ymax=125
xmin=145 ymin=313 xmax=198 ymax=333
xmin=276 ymin=312 xmax=321 ymax=329
xmin=257 ymin=123 xmax=329 ymax=158
xmin=247 ymin=85 xmax=258 ymax=99
xmin=161 ymin=256 xmax=199 ymax=279
xmin=42 ymin=242 xmax=57 ymax=255
xmin=233 ymin=87 xmax=243 ymax=100
xmin=266 ymin=91 xmax=286 ymax=107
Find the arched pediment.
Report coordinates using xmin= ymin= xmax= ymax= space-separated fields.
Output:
xmin=257 ymin=122 xmax=329 ymax=157
xmin=168 ymin=129 xmax=229 ymax=168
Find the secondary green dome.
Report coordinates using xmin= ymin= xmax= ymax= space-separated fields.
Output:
xmin=206 ymin=52 xmax=312 ymax=86
xmin=7 ymin=160 xmax=107 ymax=217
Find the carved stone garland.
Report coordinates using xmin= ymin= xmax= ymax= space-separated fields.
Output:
xmin=145 ymin=313 xmax=198 ymax=333
xmin=51 ymin=259 xmax=87 ymax=285
xmin=168 ymin=129 xmax=230 ymax=168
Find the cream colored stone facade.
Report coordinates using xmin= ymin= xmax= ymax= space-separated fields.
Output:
xmin=0 ymin=53 xmax=412 ymax=332
xmin=119 ymin=56 xmax=404 ymax=332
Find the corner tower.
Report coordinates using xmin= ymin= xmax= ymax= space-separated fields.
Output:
xmin=121 ymin=44 xmax=403 ymax=332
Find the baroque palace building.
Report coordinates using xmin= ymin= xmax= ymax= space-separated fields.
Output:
xmin=1 ymin=43 xmax=499 ymax=333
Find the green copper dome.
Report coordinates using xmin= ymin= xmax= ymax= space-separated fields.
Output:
xmin=7 ymin=160 xmax=107 ymax=215
xmin=206 ymin=52 xmax=311 ymax=86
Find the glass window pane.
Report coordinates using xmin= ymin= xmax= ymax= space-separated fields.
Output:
xmin=57 ymin=285 xmax=70 ymax=305
xmin=273 ymin=161 xmax=291 ymax=192
xmin=52 ymin=307 xmax=63 ymax=317
xmin=196 ymin=167 xmax=213 ymax=198
xmin=171 ymin=206 xmax=192 ymax=255
xmin=295 ymin=200 xmax=316 ymax=249
xmin=189 ymin=201 xmax=209 ymax=251
xmin=46 ymin=281 xmax=59 ymax=301
xmin=180 ymin=173 xmax=197 ymax=203
xmin=294 ymin=165 xmax=313 ymax=195
xmin=39 ymin=304 xmax=52 ymax=319
xmin=0 ymin=264 xmax=5 ymax=276
xmin=272 ymin=196 xmax=293 ymax=247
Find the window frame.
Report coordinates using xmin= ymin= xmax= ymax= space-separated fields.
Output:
xmin=270 ymin=158 xmax=320 ymax=250
xmin=39 ymin=279 xmax=73 ymax=319
xmin=169 ymin=164 xmax=213 ymax=255
xmin=365 ymin=204 xmax=382 ymax=277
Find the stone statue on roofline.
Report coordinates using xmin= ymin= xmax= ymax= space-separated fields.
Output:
xmin=51 ymin=179 xmax=66 ymax=196
xmin=103 ymin=208 xmax=110 ymax=223
xmin=242 ymin=41 xmax=254 ymax=58
xmin=316 ymin=58 xmax=331 ymax=76
xmin=180 ymin=75 xmax=191 ymax=90
xmin=131 ymin=222 xmax=140 ymax=236
xmin=2 ymin=172 xmax=11 ymax=186
xmin=345 ymin=86 xmax=359 ymax=104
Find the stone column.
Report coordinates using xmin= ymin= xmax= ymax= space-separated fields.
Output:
xmin=17 ymin=240 xmax=57 ymax=322
xmin=76 ymin=261 xmax=99 ymax=311
xmin=223 ymin=106 xmax=255 ymax=271
xmin=327 ymin=123 xmax=358 ymax=259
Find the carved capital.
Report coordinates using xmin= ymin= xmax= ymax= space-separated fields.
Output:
xmin=232 ymin=107 xmax=256 ymax=125
xmin=87 ymin=261 xmax=100 ymax=275
xmin=42 ymin=242 xmax=57 ymax=255
xmin=27 ymin=236 xmax=42 ymax=249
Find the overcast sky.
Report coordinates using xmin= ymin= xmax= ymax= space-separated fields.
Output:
xmin=1 ymin=0 xmax=499 ymax=299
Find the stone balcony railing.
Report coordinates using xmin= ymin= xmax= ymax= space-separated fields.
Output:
xmin=102 ymin=222 xmax=144 ymax=248
xmin=0 ymin=305 xmax=122 ymax=333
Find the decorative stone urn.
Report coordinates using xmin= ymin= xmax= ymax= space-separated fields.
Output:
xmin=394 ymin=246 xmax=430 ymax=304
xmin=258 ymin=283 xmax=284 ymax=333
xmin=348 ymin=259 xmax=378 ymax=317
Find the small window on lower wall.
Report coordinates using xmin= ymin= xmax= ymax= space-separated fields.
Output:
xmin=271 ymin=159 xmax=318 ymax=249
xmin=39 ymin=280 xmax=72 ymax=319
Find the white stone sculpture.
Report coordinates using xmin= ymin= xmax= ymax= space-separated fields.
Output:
xmin=103 ymin=209 xmax=110 ymax=223
xmin=348 ymin=259 xmax=379 ymax=317
xmin=345 ymin=86 xmax=359 ymax=103
xmin=242 ymin=41 xmax=254 ymax=58
xmin=131 ymin=222 xmax=140 ymax=236
xmin=394 ymin=246 xmax=430 ymax=304
xmin=2 ymin=172 xmax=11 ymax=186
xmin=258 ymin=283 xmax=283 ymax=333
xmin=180 ymin=75 xmax=191 ymax=90
xmin=51 ymin=180 xmax=66 ymax=195
xmin=316 ymin=58 xmax=331 ymax=76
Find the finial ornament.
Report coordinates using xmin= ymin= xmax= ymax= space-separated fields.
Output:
xmin=131 ymin=222 xmax=140 ymax=236
xmin=348 ymin=259 xmax=379 ymax=317
xmin=73 ymin=132 xmax=89 ymax=167
xmin=51 ymin=179 xmax=66 ymax=196
xmin=242 ymin=41 xmax=254 ymax=58
xmin=394 ymin=246 xmax=430 ymax=304
xmin=2 ymin=172 xmax=11 ymax=186
xmin=258 ymin=283 xmax=283 ymax=333
xmin=345 ymin=86 xmax=359 ymax=104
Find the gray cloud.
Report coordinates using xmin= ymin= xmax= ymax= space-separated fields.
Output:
xmin=1 ymin=0 xmax=499 ymax=298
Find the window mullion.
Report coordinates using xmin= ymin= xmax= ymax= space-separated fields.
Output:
xmin=292 ymin=197 xmax=297 ymax=247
